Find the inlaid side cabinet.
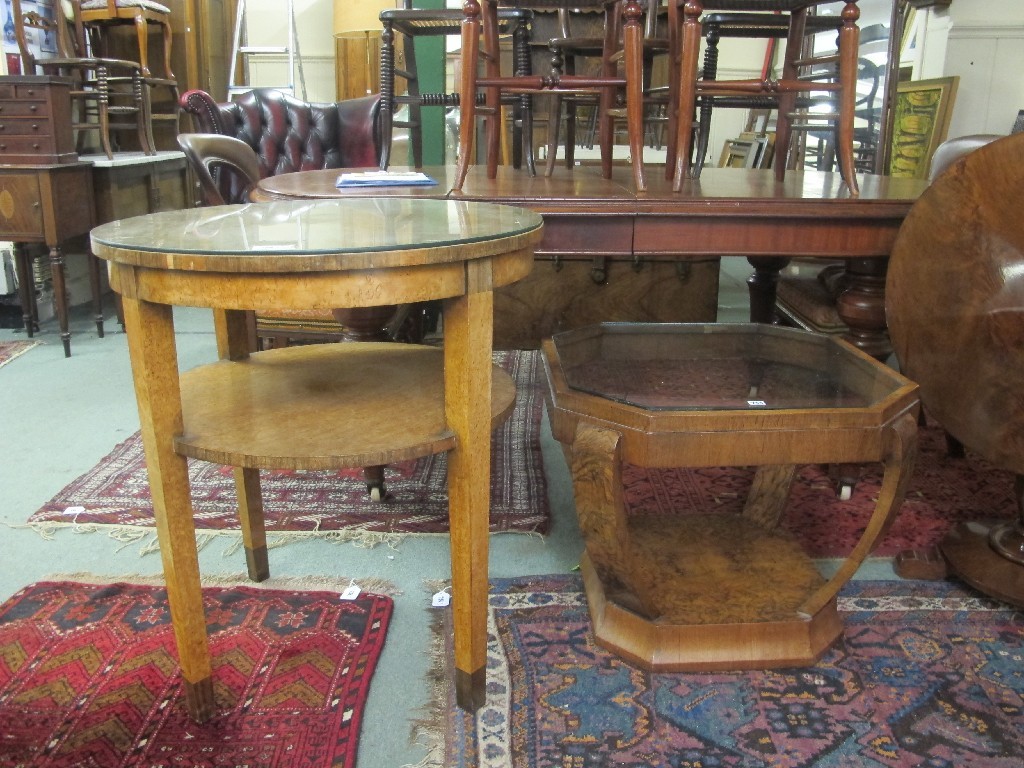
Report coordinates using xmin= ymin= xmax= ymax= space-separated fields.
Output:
xmin=0 ymin=76 xmax=77 ymax=165
xmin=0 ymin=163 xmax=101 ymax=357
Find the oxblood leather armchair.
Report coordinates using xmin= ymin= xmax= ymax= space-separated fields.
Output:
xmin=179 ymin=88 xmax=397 ymax=344
xmin=180 ymin=87 xmax=381 ymax=177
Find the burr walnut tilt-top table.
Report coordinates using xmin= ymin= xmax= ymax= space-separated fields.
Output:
xmin=90 ymin=198 xmax=543 ymax=722
xmin=543 ymin=323 xmax=920 ymax=669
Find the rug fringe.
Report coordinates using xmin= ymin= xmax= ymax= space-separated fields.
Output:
xmin=45 ymin=571 xmax=403 ymax=597
xmin=403 ymin=579 xmax=453 ymax=768
xmin=10 ymin=520 xmax=408 ymax=556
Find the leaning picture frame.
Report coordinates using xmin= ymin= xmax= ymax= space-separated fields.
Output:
xmin=718 ymin=138 xmax=759 ymax=169
xmin=889 ymin=76 xmax=959 ymax=179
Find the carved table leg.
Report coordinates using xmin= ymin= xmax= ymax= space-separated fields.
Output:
xmin=836 ymin=257 xmax=891 ymax=360
xmin=745 ymin=256 xmax=791 ymax=323
xmin=13 ymin=243 xmax=37 ymax=336
xmin=49 ymin=245 xmax=71 ymax=356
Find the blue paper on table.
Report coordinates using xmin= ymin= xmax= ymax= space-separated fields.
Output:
xmin=336 ymin=171 xmax=438 ymax=187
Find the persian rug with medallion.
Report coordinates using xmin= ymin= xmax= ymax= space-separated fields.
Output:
xmin=25 ymin=350 xmax=548 ymax=547
xmin=431 ymin=575 xmax=1024 ymax=768
xmin=0 ymin=579 xmax=392 ymax=767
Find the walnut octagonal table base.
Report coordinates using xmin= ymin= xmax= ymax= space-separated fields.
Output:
xmin=544 ymin=323 xmax=920 ymax=671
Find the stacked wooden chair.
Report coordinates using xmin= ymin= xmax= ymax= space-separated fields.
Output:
xmin=12 ymin=0 xmax=151 ymax=158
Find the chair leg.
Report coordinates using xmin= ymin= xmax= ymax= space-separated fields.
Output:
xmin=133 ymin=16 xmax=152 ymax=78
xmin=622 ymin=0 xmax=646 ymax=191
xmin=159 ymin=19 xmax=175 ymax=81
xmin=544 ymin=94 xmax=563 ymax=176
xmin=404 ymin=32 xmax=424 ymax=168
xmin=512 ymin=19 xmax=535 ymax=175
xmin=139 ymin=77 xmax=157 ymax=156
xmin=835 ymin=1 xmax=861 ymax=196
xmin=96 ymin=68 xmax=114 ymax=160
xmin=672 ymin=0 xmax=702 ymax=191
xmin=379 ymin=21 xmax=396 ymax=169
xmin=774 ymin=11 xmax=805 ymax=180
xmin=694 ymin=24 xmax=720 ymax=178
xmin=454 ymin=2 xmax=482 ymax=190
xmin=481 ymin=2 xmax=502 ymax=177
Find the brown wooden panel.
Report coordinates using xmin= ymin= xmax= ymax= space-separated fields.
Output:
xmin=634 ymin=215 xmax=902 ymax=259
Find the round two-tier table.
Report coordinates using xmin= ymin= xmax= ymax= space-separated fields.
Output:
xmin=91 ymin=198 xmax=543 ymax=721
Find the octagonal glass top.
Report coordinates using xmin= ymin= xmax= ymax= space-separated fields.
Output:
xmin=552 ymin=323 xmax=911 ymax=411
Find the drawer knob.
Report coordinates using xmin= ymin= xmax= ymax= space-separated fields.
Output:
xmin=32 ymin=143 xmax=39 ymax=149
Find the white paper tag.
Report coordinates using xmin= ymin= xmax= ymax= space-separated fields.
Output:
xmin=747 ymin=400 xmax=767 ymax=407
xmin=63 ymin=506 xmax=86 ymax=515
xmin=340 ymin=584 xmax=361 ymax=601
xmin=431 ymin=590 xmax=451 ymax=607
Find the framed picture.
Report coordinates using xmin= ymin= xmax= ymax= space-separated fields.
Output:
xmin=718 ymin=138 xmax=759 ymax=169
xmin=889 ymin=76 xmax=959 ymax=179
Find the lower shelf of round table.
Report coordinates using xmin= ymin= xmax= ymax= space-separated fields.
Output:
xmin=174 ymin=342 xmax=516 ymax=470
xmin=580 ymin=514 xmax=845 ymax=671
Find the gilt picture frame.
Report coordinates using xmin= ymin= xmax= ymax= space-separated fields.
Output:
xmin=889 ymin=76 xmax=959 ymax=179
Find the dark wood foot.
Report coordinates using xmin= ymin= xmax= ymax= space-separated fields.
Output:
xmin=183 ymin=676 xmax=217 ymax=723
xmin=893 ymin=546 xmax=948 ymax=580
xmin=245 ymin=545 xmax=270 ymax=582
xmin=455 ymin=666 xmax=486 ymax=712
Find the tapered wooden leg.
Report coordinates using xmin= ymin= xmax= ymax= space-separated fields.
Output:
xmin=235 ymin=466 xmax=269 ymax=582
xmin=212 ymin=308 xmax=267 ymax=580
xmin=122 ymin=296 xmax=214 ymax=722
xmin=443 ymin=288 xmax=493 ymax=712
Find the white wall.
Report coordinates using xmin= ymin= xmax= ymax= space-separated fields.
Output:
xmin=915 ymin=0 xmax=1024 ymax=137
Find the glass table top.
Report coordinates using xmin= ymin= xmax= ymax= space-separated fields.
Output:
xmin=91 ymin=198 xmax=543 ymax=260
xmin=553 ymin=323 xmax=909 ymax=412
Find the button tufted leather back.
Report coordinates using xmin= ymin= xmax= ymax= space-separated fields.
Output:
xmin=180 ymin=88 xmax=381 ymax=201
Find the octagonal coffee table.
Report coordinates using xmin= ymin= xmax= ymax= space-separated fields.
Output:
xmin=543 ymin=323 xmax=919 ymax=670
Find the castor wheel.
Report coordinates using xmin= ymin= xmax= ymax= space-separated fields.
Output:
xmin=363 ymin=465 xmax=386 ymax=502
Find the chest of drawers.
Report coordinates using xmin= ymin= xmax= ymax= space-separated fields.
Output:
xmin=0 ymin=76 xmax=77 ymax=165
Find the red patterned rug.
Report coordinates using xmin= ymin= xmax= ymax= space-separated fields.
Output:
xmin=26 ymin=350 xmax=548 ymax=545
xmin=622 ymin=423 xmax=1019 ymax=557
xmin=0 ymin=579 xmax=392 ymax=767
xmin=433 ymin=574 xmax=1024 ymax=768
xmin=0 ymin=340 xmax=39 ymax=368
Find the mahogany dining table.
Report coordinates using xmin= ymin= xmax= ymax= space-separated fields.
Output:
xmin=256 ymin=164 xmax=930 ymax=358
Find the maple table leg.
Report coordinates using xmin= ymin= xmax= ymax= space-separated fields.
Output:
xmin=122 ymin=296 xmax=215 ymax=722
xmin=443 ymin=288 xmax=494 ymax=711
xmin=212 ymin=308 xmax=269 ymax=582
